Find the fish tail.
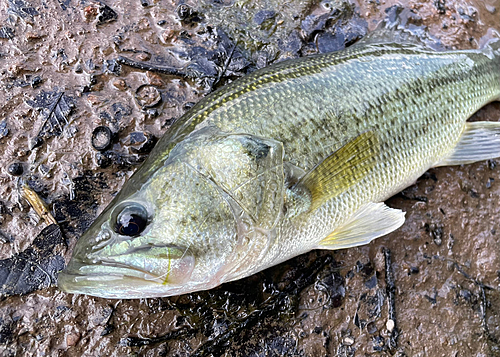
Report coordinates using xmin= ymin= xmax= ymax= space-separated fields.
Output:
xmin=488 ymin=38 xmax=500 ymax=53
xmin=487 ymin=39 xmax=500 ymax=99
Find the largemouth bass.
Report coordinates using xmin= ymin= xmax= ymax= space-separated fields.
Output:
xmin=58 ymin=38 xmax=500 ymax=299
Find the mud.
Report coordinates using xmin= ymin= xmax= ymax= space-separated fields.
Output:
xmin=0 ymin=0 xmax=499 ymax=356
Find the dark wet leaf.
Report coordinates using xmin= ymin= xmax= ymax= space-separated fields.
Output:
xmin=103 ymin=59 xmax=121 ymax=75
xmin=0 ymin=27 xmax=14 ymax=39
xmin=52 ymin=172 xmax=109 ymax=237
xmin=111 ymin=102 xmax=132 ymax=120
xmin=253 ymin=10 xmax=276 ymax=26
xmin=301 ymin=13 xmax=331 ymax=37
xmin=177 ymin=4 xmax=203 ymax=24
xmin=0 ymin=317 xmax=17 ymax=344
xmin=125 ymin=132 xmax=157 ymax=154
xmin=56 ymin=0 xmax=71 ymax=11
xmin=0 ymin=121 xmax=8 ymax=138
xmin=316 ymin=269 xmax=346 ymax=308
xmin=96 ymin=3 xmax=118 ymax=25
xmin=7 ymin=0 xmax=39 ymax=19
xmin=95 ymin=150 xmax=143 ymax=169
xmin=0 ymin=224 xmax=65 ymax=297
xmin=26 ymin=91 xmax=75 ymax=144
xmin=278 ymin=30 xmax=303 ymax=55
xmin=317 ymin=29 xmax=346 ymax=53
xmin=185 ymin=57 xmax=219 ymax=80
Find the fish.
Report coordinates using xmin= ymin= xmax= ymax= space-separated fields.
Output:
xmin=57 ymin=36 xmax=500 ymax=299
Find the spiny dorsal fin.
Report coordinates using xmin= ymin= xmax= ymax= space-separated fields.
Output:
xmin=287 ymin=131 xmax=379 ymax=215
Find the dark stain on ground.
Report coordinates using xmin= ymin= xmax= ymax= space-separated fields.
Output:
xmin=0 ymin=224 xmax=64 ymax=297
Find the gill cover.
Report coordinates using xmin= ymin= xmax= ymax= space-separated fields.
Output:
xmin=166 ymin=127 xmax=286 ymax=231
xmin=150 ymin=127 xmax=287 ymax=285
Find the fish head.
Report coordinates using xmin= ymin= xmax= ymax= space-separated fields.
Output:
xmin=58 ymin=128 xmax=285 ymax=298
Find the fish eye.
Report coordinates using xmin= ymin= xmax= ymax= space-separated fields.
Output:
xmin=114 ymin=203 xmax=149 ymax=237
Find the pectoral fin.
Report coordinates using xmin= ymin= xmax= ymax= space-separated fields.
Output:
xmin=287 ymin=131 xmax=379 ymax=215
xmin=318 ymin=202 xmax=405 ymax=250
xmin=434 ymin=122 xmax=500 ymax=167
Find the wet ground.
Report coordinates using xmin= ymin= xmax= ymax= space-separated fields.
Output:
xmin=0 ymin=0 xmax=500 ymax=356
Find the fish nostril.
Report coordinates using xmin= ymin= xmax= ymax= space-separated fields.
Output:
xmin=93 ymin=229 xmax=112 ymax=251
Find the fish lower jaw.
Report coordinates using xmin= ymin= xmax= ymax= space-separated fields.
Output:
xmin=57 ymin=260 xmax=219 ymax=299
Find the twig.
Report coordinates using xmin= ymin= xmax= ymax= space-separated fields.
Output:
xmin=383 ymin=248 xmax=398 ymax=350
xmin=116 ymin=56 xmax=189 ymax=77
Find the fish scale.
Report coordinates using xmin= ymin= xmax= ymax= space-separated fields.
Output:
xmin=58 ymin=39 xmax=500 ymax=298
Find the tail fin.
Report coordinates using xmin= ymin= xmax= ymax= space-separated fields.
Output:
xmin=485 ymin=38 xmax=500 ymax=100
xmin=487 ymin=38 xmax=500 ymax=53
xmin=484 ymin=38 xmax=500 ymax=61
xmin=434 ymin=122 xmax=500 ymax=167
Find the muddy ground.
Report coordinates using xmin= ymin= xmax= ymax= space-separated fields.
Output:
xmin=0 ymin=0 xmax=500 ymax=356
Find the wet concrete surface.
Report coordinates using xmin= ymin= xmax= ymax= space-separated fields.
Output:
xmin=0 ymin=0 xmax=499 ymax=356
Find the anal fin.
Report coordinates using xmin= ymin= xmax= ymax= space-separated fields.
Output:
xmin=435 ymin=122 xmax=500 ymax=167
xmin=318 ymin=203 xmax=405 ymax=250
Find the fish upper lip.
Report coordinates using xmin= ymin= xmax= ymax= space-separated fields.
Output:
xmin=57 ymin=258 xmax=165 ymax=297
xmin=57 ymin=260 xmax=205 ymax=299
xmin=58 ymin=256 xmax=163 ymax=282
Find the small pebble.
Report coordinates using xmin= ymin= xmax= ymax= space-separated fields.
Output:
xmin=137 ymin=52 xmax=151 ymax=61
xmin=31 ymin=76 xmax=42 ymax=88
xmin=366 ymin=321 xmax=377 ymax=334
xmin=146 ymin=71 xmax=165 ymax=87
xmin=87 ymin=94 xmax=101 ymax=106
xmin=408 ymin=266 xmax=419 ymax=275
xmin=65 ymin=332 xmax=80 ymax=347
xmin=162 ymin=29 xmax=174 ymax=42
xmin=83 ymin=5 xmax=99 ymax=21
xmin=25 ymin=31 xmax=42 ymax=40
xmin=343 ymin=336 xmax=355 ymax=346
xmin=386 ymin=319 xmax=395 ymax=332
xmin=7 ymin=162 xmax=23 ymax=176
xmin=112 ymin=79 xmax=127 ymax=91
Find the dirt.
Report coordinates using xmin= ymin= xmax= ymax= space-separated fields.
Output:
xmin=0 ymin=0 xmax=499 ymax=356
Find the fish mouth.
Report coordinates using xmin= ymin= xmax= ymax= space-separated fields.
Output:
xmin=58 ymin=259 xmax=158 ymax=299
xmin=57 ymin=258 xmax=191 ymax=299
